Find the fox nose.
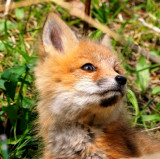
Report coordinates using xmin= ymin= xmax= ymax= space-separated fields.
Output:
xmin=115 ymin=75 xmax=127 ymax=86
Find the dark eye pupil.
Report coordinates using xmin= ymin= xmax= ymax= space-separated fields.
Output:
xmin=114 ymin=64 xmax=120 ymax=74
xmin=115 ymin=69 xmax=119 ymax=73
xmin=81 ymin=63 xmax=97 ymax=72
xmin=116 ymin=70 xmax=119 ymax=73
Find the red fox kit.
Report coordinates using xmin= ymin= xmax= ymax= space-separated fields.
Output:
xmin=35 ymin=13 xmax=160 ymax=159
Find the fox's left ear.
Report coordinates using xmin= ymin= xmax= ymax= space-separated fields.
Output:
xmin=100 ymin=34 xmax=113 ymax=51
xmin=41 ymin=13 xmax=78 ymax=57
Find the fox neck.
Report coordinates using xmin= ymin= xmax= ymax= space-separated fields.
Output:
xmin=47 ymin=91 xmax=125 ymax=127
xmin=77 ymin=105 xmax=123 ymax=127
xmin=51 ymin=101 xmax=124 ymax=128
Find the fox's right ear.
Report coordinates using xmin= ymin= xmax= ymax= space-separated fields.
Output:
xmin=39 ymin=13 xmax=78 ymax=58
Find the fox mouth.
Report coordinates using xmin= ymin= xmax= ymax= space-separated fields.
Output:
xmin=99 ymin=88 xmax=123 ymax=96
xmin=100 ymin=93 xmax=120 ymax=107
xmin=99 ymin=89 xmax=124 ymax=107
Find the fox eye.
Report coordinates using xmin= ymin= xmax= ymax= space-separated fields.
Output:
xmin=81 ymin=63 xmax=97 ymax=72
xmin=114 ymin=64 xmax=120 ymax=74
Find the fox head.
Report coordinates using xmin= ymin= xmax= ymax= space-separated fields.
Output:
xmin=35 ymin=13 xmax=127 ymax=125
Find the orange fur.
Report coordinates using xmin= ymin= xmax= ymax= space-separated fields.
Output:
xmin=35 ymin=13 xmax=160 ymax=159
xmin=95 ymin=120 xmax=160 ymax=159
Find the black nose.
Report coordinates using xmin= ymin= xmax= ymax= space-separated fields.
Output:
xmin=115 ymin=75 xmax=127 ymax=85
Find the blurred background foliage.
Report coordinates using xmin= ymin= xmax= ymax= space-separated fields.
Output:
xmin=0 ymin=0 xmax=160 ymax=158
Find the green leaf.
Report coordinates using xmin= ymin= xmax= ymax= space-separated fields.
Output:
xmin=3 ymin=42 xmax=31 ymax=62
xmin=0 ymin=79 xmax=6 ymax=90
xmin=22 ymin=97 xmax=34 ymax=109
xmin=3 ymin=105 xmax=17 ymax=123
xmin=93 ymin=0 xmax=100 ymax=6
xmin=142 ymin=114 xmax=160 ymax=122
xmin=15 ymin=8 xmax=25 ymax=20
xmin=89 ymin=30 xmax=103 ymax=39
xmin=1 ymin=66 xmax=26 ymax=82
xmin=150 ymin=51 xmax=160 ymax=57
xmin=0 ymin=19 xmax=17 ymax=31
xmin=136 ymin=56 xmax=150 ymax=93
xmin=127 ymin=89 xmax=139 ymax=116
xmin=20 ymin=110 xmax=29 ymax=131
xmin=1 ymin=66 xmax=26 ymax=100
xmin=151 ymin=86 xmax=160 ymax=95
xmin=4 ymin=81 xmax=17 ymax=100
xmin=155 ymin=102 xmax=160 ymax=111
xmin=0 ymin=43 xmax=5 ymax=51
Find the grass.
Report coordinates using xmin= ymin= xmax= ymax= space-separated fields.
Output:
xmin=0 ymin=0 xmax=160 ymax=158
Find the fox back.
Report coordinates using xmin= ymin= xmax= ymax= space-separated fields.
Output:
xmin=35 ymin=13 xmax=160 ymax=159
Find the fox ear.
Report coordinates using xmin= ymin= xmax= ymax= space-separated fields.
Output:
xmin=42 ymin=13 xmax=78 ymax=56
xmin=101 ymin=34 xmax=113 ymax=51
